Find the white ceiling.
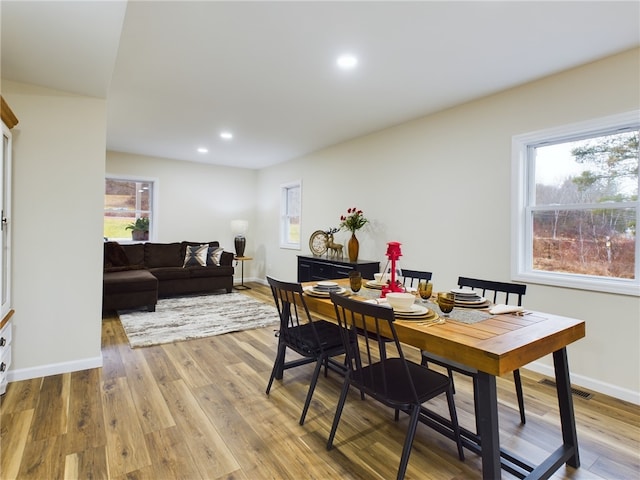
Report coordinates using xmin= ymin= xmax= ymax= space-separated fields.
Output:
xmin=2 ymin=1 xmax=639 ymax=169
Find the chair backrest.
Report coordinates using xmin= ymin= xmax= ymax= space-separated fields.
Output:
xmin=457 ymin=276 xmax=526 ymax=306
xmin=266 ymin=276 xmax=322 ymax=353
xmin=330 ymin=292 xmax=420 ymax=405
xmin=400 ymin=268 xmax=433 ymax=288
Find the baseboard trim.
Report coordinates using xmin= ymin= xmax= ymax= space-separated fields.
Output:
xmin=526 ymin=361 xmax=640 ymax=405
xmin=7 ymin=356 xmax=103 ymax=383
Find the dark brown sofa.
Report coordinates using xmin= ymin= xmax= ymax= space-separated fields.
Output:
xmin=103 ymin=241 xmax=234 ymax=312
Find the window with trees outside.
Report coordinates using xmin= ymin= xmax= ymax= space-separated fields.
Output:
xmin=104 ymin=177 xmax=155 ymax=242
xmin=280 ymin=180 xmax=301 ymax=249
xmin=512 ymin=111 xmax=639 ymax=296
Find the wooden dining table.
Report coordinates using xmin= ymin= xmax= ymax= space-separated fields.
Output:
xmin=302 ymin=278 xmax=586 ymax=480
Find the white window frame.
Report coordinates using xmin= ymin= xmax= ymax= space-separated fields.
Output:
xmin=105 ymin=174 xmax=159 ymax=243
xmin=511 ymin=111 xmax=640 ymax=296
xmin=280 ymin=180 xmax=301 ymax=250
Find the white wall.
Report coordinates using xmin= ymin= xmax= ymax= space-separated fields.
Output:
xmin=106 ymin=151 xmax=257 ymax=283
xmin=3 ymin=81 xmax=105 ymax=379
xmin=256 ymin=48 xmax=640 ymax=403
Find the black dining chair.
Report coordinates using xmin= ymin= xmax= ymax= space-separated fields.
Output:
xmin=265 ymin=276 xmax=348 ymax=425
xmin=328 ymin=292 xmax=464 ymax=480
xmin=400 ymin=268 xmax=433 ymax=289
xmin=421 ymin=276 xmax=528 ymax=426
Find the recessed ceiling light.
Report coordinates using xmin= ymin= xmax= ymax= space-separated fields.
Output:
xmin=220 ymin=131 xmax=233 ymax=140
xmin=197 ymin=147 xmax=208 ymax=153
xmin=336 ymin=54 xmax=358 ymax=69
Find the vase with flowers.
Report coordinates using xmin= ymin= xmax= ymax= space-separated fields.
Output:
xmin=339 ymin=207 xmax=368 ymax=262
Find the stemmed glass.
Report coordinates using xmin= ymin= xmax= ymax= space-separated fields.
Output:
xmin=417 ymin=281 xmax=433 ymax=303
xmin=348 ymin=271 xmax=362 ymax=293
xmin=436 ymin=292 xmax=455 ymax=317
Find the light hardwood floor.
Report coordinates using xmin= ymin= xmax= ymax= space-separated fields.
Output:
xmin=1 ymin=283 xmax=638 ymax=479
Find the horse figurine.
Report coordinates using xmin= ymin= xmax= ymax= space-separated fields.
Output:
xmin=326 ymin=228 xmax=343 ymax=258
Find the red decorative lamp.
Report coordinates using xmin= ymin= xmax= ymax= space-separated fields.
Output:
xmin=381 ymin=241 xmax=404 ymax=297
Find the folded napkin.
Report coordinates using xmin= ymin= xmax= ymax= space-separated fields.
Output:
xmin=365 ymin=298 xmax=390 ymax=307
xmin=489 ymin=304 xmax=524 ymax=315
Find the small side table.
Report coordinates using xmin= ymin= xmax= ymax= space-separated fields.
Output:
xmin=234 ymin=256 xmax=252 ymax=290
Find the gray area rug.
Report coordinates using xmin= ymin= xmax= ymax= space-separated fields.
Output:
xmin=118 ymin=293 xmax=279 ymax=348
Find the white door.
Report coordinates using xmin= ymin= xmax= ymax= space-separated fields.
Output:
xmin=1 ymin=123 xmax=12 ymax=320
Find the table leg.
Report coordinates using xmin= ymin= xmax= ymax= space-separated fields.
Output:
xmin=476 ymin=372 xmax=501 ymax=479
xmin=234 ymin=258 xmax=251 ymax=290
xmin=554 ymin=347 xmax=580 ymax=468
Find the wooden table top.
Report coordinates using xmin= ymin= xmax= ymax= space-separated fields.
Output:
xmin=302 ymin=279 xmax=585 ymax=377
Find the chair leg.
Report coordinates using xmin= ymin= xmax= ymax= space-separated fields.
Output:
xmin=300 ymin=356 xmax=324 ymax=425
xmin=513 ymin=368 xmax=526 ymax=424
xmin=327 ymin=376 xmax=351 ymax=450
xmin=445 ymin=386 xmax=465 ymax=461
xmin=266 ymin=342 xmax=286 ymax=395
xmin=397 ymin=405 xmax=421 ymax=480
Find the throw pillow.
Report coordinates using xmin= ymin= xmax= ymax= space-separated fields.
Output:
xmin=183 ymin=244 xmax=208 ymax=267
xmin=104 ymin=241 xmax=130 ymax=268
xmin=207 ymin=246 xmax=224 ymax=266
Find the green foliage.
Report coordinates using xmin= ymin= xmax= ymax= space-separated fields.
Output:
xmin=571 ymin=132 xmax=639 ymax=199
xmin=125 ymin=216 xmax=150 ymax=232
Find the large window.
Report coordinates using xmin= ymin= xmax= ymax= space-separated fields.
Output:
xmin=512 ymin=111 xmax=639 ymax=296
xmin=280 ymin=180 xmax=301 ymax=249
xmin=104 ymin=176 xmax=156 ymax=242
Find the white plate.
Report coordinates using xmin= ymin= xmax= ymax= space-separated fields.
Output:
xmin=451 ymin=288 xmax=480 ymax=296
xmin=392 ymin=304 xmax=429 ymax=315
xmin=454 ymin=296 xmax=487 ymax=305
xmin=316 ymin=281 xmax=339 ymax=288
xmin=365 ymin=280 xmax=386 ymax=289
xmin=303 ymin=285 xmax=347 ymax=297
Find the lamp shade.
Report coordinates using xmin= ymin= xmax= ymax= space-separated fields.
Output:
xmin=231 ymin=219 xmax=248 ymax=235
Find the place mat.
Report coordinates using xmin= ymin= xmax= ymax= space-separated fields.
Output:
xmin=427 ymin=302 xmax=494 ymax=324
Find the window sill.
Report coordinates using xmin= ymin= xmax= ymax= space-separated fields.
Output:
xmin=512 ymin=270 xmax=640 ymax=297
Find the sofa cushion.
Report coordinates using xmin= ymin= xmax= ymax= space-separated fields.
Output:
xmin=104 ymin=241 xmax=129 ymax=268
xmin=103 ymin=269 xmax=158 ymax=294
xmin=183 ymin=244 xmax=209 ymax=267
xmin=148 ymin=267 xmax=191 ymax=281
xmin=121 ymin=243 xmax=145 ymax=267
xmin=188 ymin=265 xmax=235 ymax=278
xmin=145 ymin=242 xmax=183 ymax=268
xmin=104 ymin=265 xmax=146 ymax=273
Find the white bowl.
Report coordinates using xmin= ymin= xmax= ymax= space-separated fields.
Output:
xmin=385 ymin=292 xmax=415 ymax=311
xmin=374 ymin=272 xmax=389 ymax=284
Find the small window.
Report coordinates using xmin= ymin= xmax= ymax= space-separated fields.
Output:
xmin=104 ymin=176 xmax=156 ymax=242
xmin=512 ymin=111 xmax=639 ymax=296
xmin=280 ymin=180 xmax=301 ymax=249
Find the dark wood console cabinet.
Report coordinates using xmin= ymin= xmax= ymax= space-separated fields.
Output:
xmin=297 ymin=255 xmax=380 ymax=282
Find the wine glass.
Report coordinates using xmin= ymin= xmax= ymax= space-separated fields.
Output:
xmin=418 ymin=281 xmax=433 ymax=302
xmin=348 ymin=271 xmax=362 ymax=293
xmin=437 ymin=292 xmax=455 ymax=317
